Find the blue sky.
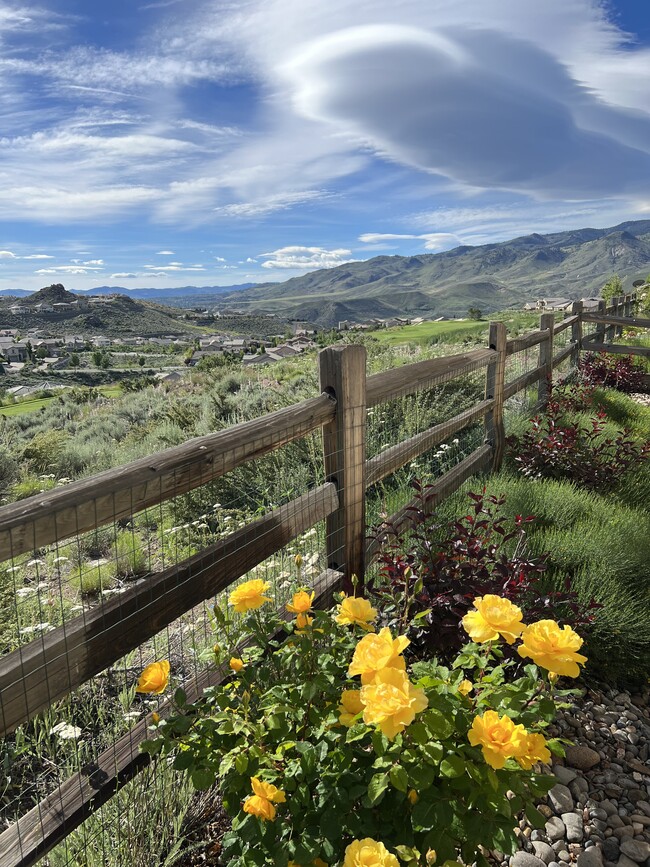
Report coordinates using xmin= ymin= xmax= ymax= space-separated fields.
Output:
xmin=0 ymin=0 xmax=649 ymax=292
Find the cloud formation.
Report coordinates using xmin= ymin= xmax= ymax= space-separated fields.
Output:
xmin=359 ymin=232 xmax=459 ymax=250
xmin=260 ymin=246 xmax=356 ymax=270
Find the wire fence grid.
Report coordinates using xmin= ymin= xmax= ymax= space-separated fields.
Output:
xmin=0 ymin=297 xmax=639 ymax=867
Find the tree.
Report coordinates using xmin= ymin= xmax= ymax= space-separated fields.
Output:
xmin=35 ymin=346 xmax=48 ymax=360
xmin=69 ymin=352 xmax=80 ymax=368
xmin=601 ymin=274 xmax=623 ymax=302
xmin=467 ymin=307 xmax=483 ymax=320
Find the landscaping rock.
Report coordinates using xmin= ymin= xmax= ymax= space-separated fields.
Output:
xmin=618 ymin=840 xmax=650 ymax=863
xmin=554 ymin=766 xmax=579 ymax=786
xmin=549 ymin=785 xmax=574 ymax=815
xmin=562 ymin=812 xmax=585 ymax=843
xmin=512 ymin=854 xmax=546 ymax=867
xmin=546 ymin=818 xmax=567 ymax=842
xmin=532 ymin=842 xmax=556 ymax=864
xmin=576 ymin=848 xmax=604 ymax=867
xmin=566 ymin=746 xmax=601 ymax=771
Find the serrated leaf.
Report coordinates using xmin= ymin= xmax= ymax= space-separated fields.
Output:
xmin=440 ymin=754 xmax=465 ymax=778
xmin=368 ymin=772 xmax=389 ymax=805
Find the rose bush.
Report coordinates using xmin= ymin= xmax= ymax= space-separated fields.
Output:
xmin=140 ymin=583 xmax=582 ymax=867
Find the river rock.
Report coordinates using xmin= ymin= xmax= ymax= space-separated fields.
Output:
xmin=616 ymin=855 xmax=642 ymax=867
xmin=566 ymin=745 xmax=601 ymax=771
xmin=554 ymin=766 xmax=579 ymax=786
xmin=532 ymin=842 xmax=556 ymax=864
xmin=549 ymin=785 xmax=574 ymax=814
xmin=562 ymin=812 xmax=584 ymax=843
xmin=512 ymin=854 xmax=546 ymax=867
xmin=576 ymin=848 xmax=604 ymax=867
xmin=546 ymin=818 xmax=567 ymax=842
xmin=619 ymin=839 xmax=650 ymax=863
xmin=602 ymin=838 xmax=620 ymax=861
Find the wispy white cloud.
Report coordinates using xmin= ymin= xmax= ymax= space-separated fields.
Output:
xmin=0 ymin=250 xmax=17 ymax=258
xmin=359 ymin=232 xmax=459 ymax=250
xmin=110 ymin=273 xmax=138 ymax=278
xmin=22 ymin=253 xmax=54 ymax=259
xmin=157 ymin=250 xmax=175 ymax=255
xmin=213 ymin=190 xmax=332 ymax=218
xmin=260 ymin=246 xmax=356 ymax=270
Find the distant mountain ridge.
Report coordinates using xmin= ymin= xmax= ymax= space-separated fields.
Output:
xmin=3 ymin=221 xmax=650 ymax=328
xmin=218 ymin=219 xmax=650 ymax=325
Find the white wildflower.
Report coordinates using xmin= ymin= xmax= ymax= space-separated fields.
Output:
xmin=27 ymin=559 xmax=46 ymax=567
xmin=50 ymin=722 xmax=82 ymax=740
xmin=16 ymin=587 xmax=37 ymax=598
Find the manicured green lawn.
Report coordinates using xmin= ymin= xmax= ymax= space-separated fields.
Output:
xmin=0 ymin=384 xmax=122 ymax=417
xmin=371 ymin=319 xmax=489 ymax=346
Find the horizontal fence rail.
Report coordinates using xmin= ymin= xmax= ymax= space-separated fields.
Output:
xmin=366 ymin=347 xmax=495 ymax=406
xmin=0 ymin=393 xmax=336 ymax=563
xmin=1 ymin=290 xmax=645 ymax=867
xmin=0 ymin=483 xmax=338 ymax=736
xmin=0 ymin=568 xmax=344 ymax=867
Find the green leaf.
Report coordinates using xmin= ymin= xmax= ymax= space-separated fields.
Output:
xmin=139 ymin=738 xmax=162 ymax=756
xmin=173 ymin=688 xmax=186 ymax=707
xmin=235 ymin=753 xmax=249 ymax=775
xmin=423 ymin=709 xmax=454 ymax=740
xmin=525 ymin=803 xmax=548 ymax=830
xmin=191 ymin=767 xmax=215 ymax=790
xmin=440 ymin=754 xmax=466 ymax=778
xmin=390 ymin=764 xmax=409 ymax=792
xmin=367 ymin=772 xmax=389 ymax=805
xmin=173 ymin=751 xmax=194 ymax=771
xmin=411 ymin=800 xmax=437 ymax=831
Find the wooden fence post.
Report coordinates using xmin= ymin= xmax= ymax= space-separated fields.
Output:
xmin=319 ymin=344 xmax=367 ymax=593
xmin=570 ymin=300 xmax=583 ymax=372
xmin=538 ymin=312 xmax=555 ymax=405
xmin=596 ymin=299 xmax=607 ymax=344
xmin=484 ymin=321 xmax=507 ymax=471
xmin=613 ymin=296 xmax=621 ymax=338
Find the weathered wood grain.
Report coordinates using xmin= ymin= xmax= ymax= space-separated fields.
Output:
xmin=582 ymin=313 xmax=650 ymax=329
xmin=319 ymin=345 xmax=367 ymax=589
xmin=553 ymin=315 xmax=578 ymax=335
xmin=0 ymin=393 xmax=336 ymax=563
xmin=366 ymin=348 xmax=495 ymax=407
xmin=582 ymin=342 xmax=650 ymax=358
xmin=538 ymin=313 xmax=555 ymax=405
xmin=484 ymin=323 xmax=507 ymax=471
xmin=0 ymin=569 xmax=343 ymax=867
xmin=0 ymin=483 xmax=338 ymax=736
xmin=570 ymin=301 xmax=583 ymax=369
xmin=505 ymin=330 xmax=545 ymax=356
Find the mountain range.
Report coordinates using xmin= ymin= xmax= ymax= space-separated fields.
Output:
xmin=3 ymin=220 xmax=650 ymax=328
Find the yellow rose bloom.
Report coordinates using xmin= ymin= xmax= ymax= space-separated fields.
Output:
xmin=287 ymin=589 xmax=314 ymax=615
xmin=151 ymin=712 xmax=160 ymax=725
xmin=338 ymin=689 xmax=363 ymax=727
xmin=136 ymin=660 xmax=170 ymax=694
xmin=229 ymin=657 xmax=244 ymax=672
xmin=408 ymin=789 xmax=418 ymax=804
xmin=517 ymin=620 xmax=587 ymax=677
xmin=243 ymin=777 xmax=286 ymax=821
xmin=348 ymin=627 xmax=409 ymax=684
xmin=228 ymin=579 xmax=271 ymax=613
xmin=335 ymin=596 xmax=378 ymax=631
xmin=343 ymin=839 xmax=399 ymax=867
xmin=468 ymin=710 xmax=528 ymax=769
xmin=516 ymin=732 xmax=552 ymax=770
xmin=296 ymin=612 xmax=314 ymax=630
xmin=360 ymin=668 xmax=428 ymax=740
xmin=458 ymin=679 xmax=473 ymax=696
xmin=462 ymin=595 xmax=524 ymax=644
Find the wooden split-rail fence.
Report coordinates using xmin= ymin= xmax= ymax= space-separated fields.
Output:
xmin=0 ymin=293 xmax=648 ymax=867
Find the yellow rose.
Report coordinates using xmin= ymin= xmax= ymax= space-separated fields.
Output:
xmin=462 ymin=595 xmax=524 ymax=644
xmin=468 ymin=710 xmax=528 ymax=769
xmin=408 ymin=789 xmax=418 ymax=804
xmin=338 ymin=689 xmax=363 ymax=727
xmin=516 ymin=732 xmax=552 ymax=770
xmin=360 ymin=668 xmax=428 ymax=740
xmin=242 ymin=776 xmax=286 ymax=821
xmin=228 ymin=579 xmax=271 ymax=613
xmin=296 ymin=612 xmax=314 ymax=631
xmin=136 ymin=660 xmax=170 ymax=694
xmin=335 ymin=596 xmax=378 ymax=631
xmin=287 ymin=589 xmax=314 ymax=615
xmin=517 ymin=620 xmax=587 ymax=678
xmin=151 ymin=712 xmax=160 ymax=725
xmin=348 ymin=627 xmax=409 ymax=684
xmin=458 ymin=679 xmax=473 ymax=696
xmin=343 ymin=839 xmax=400 ymax=867
xmin=229 ymin=657 xmax=244 ymax=672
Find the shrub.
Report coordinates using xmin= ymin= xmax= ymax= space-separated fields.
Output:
xmin=578 ymin=352 xmax=645 ymax=393
xmin=70 ymin=559 xmax=117 ymax=594
xmin=113 ymin=532 xmax=148 ymax=578
xmin=369 ymin=486 xmax=596 ymax=660
xmin=141 ymin=587 xmax=579 ymax=867
xmin=506 ymin=409 xmax=649 ymax=490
